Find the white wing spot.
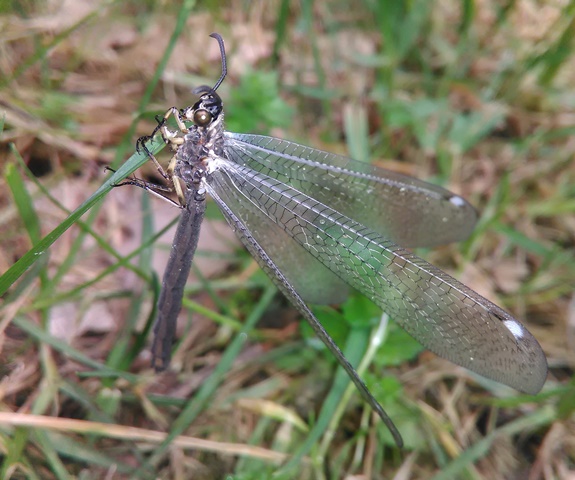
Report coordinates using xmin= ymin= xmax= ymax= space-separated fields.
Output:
xmin=449 ymin=195 xmax=466 ymax=207
xmin=504 ymin=319 xmax=525 ymax=340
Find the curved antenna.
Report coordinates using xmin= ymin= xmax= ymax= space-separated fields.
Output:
xmin=209 ymin=33 xmax=227 ymax=92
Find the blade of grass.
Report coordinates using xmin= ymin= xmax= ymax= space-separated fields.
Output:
xmin=272 ymin=0 xmax=291 ymax=66
xmin=4 ymin=163 xmax=61 ymax=475
xmin=0 ymin=412 xmax=287 ymax=465
xmin=318 ymin=314 xmax=391 ymax=458
xmin=111 ymin=0 xmax=198 ymax=166
xmin=27 ymin=216 xmax=179 ymax=311
xmin=105 ymin=191 xmax=155 ymax=374
xmin=47 ymin=432 xmax=135 ymax=474
xmin=30 ymin=430 xmax=71 ymax=480
xmin=0 ymin=139 xmax=163 ymax=298
xmin=131 ymin=284 xmax=277 ymax=478
xmin=12 ymin=315 xmax=139 ymax=383
xmin=344 ymin=103 xmax=370 ymax=164
xmin=1 ymin=159 xmax=49 ymax=301
xmin=1 ymin=426 xmax=32 ymax=479
xmin=536 ymin=10 xmax=575 ymax=86
xmin=0 ymin=3 xmax=108 ymax=89
xmin=5 ymin=162 xmax=42 ymax=244
xmin=0 ymin=0 xmax=199 ymax=305
xmin=278 ymin=315 xmax=390 ymax=476
xmin=430 ymin=405 xmax=556 ymax=480
xmin=10 ymin=148 xmax=157 ymax=283
xmin=234 ymin=417 xmax=277 ymax=476
xmin=59 ymin=380 xmax=116 ymax=424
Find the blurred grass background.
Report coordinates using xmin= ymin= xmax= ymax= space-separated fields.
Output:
xmin=0 ymin=0 xmax=574 ymax=479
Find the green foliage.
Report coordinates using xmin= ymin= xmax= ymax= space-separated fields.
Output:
xmin=225 ymin=70 xmax=293 ymax=134
xmin=374 ymin=323 xmax=424 ymax=367
xmin=1 ymin=0 xmax=572 ymax=478
xmin=35 ymin=92 xmax=77 ymax=129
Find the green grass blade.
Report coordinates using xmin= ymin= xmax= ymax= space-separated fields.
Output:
xmin=131 ymin=284 xmax=277 ymax=478
xmin=0 ymin=142 xmax=162 ymax=297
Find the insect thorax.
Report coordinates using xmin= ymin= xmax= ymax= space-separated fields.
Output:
xmin=174 ymin=112 xmax=226 ymax=185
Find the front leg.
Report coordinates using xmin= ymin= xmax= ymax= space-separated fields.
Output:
xmin=105 ymin=166 xmax=183 ymax=208
xmin=135 ymin=107 xmax=188 ymax=181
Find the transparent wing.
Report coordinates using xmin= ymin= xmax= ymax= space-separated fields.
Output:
xmin=225 ymin=132 xmax=478 ymax=248
xmin=207 ymin=159 xmax=548 ymax=394
xmin=226 ymin=203 xmax=349 ymax=304
xmin=205 ymin=182 xmax=403 ymax=447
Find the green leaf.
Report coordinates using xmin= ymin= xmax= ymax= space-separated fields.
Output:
xmin=225 ymin=70 xmax=293 ymax=134
xmin=374 ymin=323 xmax=424 ymax=366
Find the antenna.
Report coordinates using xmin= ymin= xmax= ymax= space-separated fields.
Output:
xmin=209 ymin=33 xmax=227 ymax=92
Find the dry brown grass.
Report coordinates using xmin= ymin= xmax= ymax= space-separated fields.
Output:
xmin=0 ymin=1 xmax=573 ymax=479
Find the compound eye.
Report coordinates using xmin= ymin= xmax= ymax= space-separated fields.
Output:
xmin=193 ymin=109 xmax=212 ymax=126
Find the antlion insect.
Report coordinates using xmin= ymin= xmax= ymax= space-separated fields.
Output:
xmin=114 ymin=33 xmax=547 ymax=448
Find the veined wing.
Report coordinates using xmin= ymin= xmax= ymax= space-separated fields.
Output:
xmin=205 ymin=179 xmax=403 ymax=447
xmin=206 ymin=158 xmax=548 ymax=394
xmin=225 ymin=132 xmax=477 ymax=248
xmin=210 ymin=149 xmax=350 ymax=305
xmin=216 ymin=195 xmax=350 ymax=305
